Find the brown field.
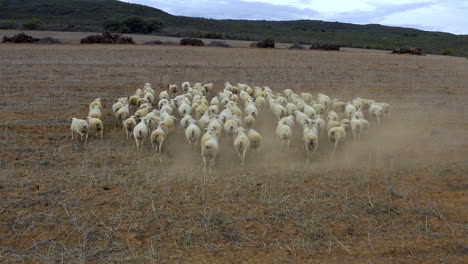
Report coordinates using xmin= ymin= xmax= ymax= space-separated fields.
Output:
xmin=0 ymin=36 xmax=467 ymax=263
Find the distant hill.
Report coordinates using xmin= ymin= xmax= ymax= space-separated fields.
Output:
xmin=1 ymin=0 xmax=467 ymax=56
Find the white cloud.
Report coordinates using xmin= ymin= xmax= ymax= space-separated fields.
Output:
xmin=120 ymin=0 xmax=468 ymax=34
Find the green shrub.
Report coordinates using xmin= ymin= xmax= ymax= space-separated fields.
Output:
xmin=0 ymin=21 xmax=16 ymax=29
xmin=23 ymin=18 xmax=42 ymax=30
xmin=441 ymin=49 xmax=455 ymax=56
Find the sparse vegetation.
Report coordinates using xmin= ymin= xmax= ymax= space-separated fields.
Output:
xmin=208 ymin=41 xmax=231 ymax=47
xmin=0 ymin=41 xmax=467 ymax=262
xmin=289 ymin=43 xmax=305 ymax=50
xmin=35 ymin=36 xmax=62 ymax=44
xmin=1 ymin=0 xmax=467 ymax=56
xmin=22 ymin=17 xmax=41 ymax=30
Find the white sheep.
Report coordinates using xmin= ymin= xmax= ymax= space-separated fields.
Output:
xmin=112 ymin=100 xmax=124 ymax=115
xmin=88 ymin=105 xmax=102 ymax=119
xmin=368 ymin=101 xmax=384 ymax=126
xmin=328 ymin=121 xmax=349 ymax=158
xmin=180 ymin=114 xmax=196 ymax=129
xmin=123 ymin=116 xmax=137 ymax=139
xmin=201 ymin=131 xmax=220 ymax=173
xmin=223 ymin=118 xmax=239 ymax=139
xmin=178 ymin=102 xmax=192 ymax=117
xmin=207 ymin=118 xmax=223 ymax=136
xmin=301 ymin=92 xmax=313 ymax=104
xmin=247 ymin=129 xmax=262 ymax=152
xmin=303 ymin=119 xmax=318 ymax=161
xmin=159 ymin=91 xmax=169 ymax=100
xmin=327 ymin=111 xmax=339 ymax=122
xmin=115 ymin=105 xmax=129 ymax=126
xmin=133 ymin=117 xmax=149 ymax=150
xmin=313 ymin=103 xmax=325 ymax=115
xmin=294 ymin=110 xmax=309 ymax=127
xmin=279 ymin=115 xmax=295 ymax=128
xmin=276 ymin=120 xmax=292 ymax=149
xmin=303 ymin=104 xmax=317 ymax=118
xmin=244 ymin=102 xmax=258 ymax=118
xmin=144 ymin=92 xmax=155 ymax=104
xmin=181 ymin=82 xmax=191 ymax=93
xmin=70 ymin=118 xmax=88 ymax=143
xmin=345 ymin=103 xmax=357 ymax=120
xmin=350 ymin=114 xmax=363 ymax=142
xmin=150 ymin=122 xmax=167 ymax=154
xmin=272 ymin=103 xmax=287 ymax=121
xmin=312 ymin=115 xmax=326 ymax=136
xmin=286 ymin=103 xmax=297 ymax=116
xmin=233 ymin=127 xmax=250 ymax=167
xmin=89 ymin=98 xmax=102 ymax=111
xmin=86 ymin=117 xmax=104 ymax=139
xmin=317 ymin=93 xmax=331 ymax=111
xmin=185 ymin=122 xmax=201 ymax=149
xmin=208 ymin=105 xmax=219 ymax=115
xmin=168 ymin=84 xmax=178 ymax=97
xmin=243 ymin=114 xmax=256 ymax=129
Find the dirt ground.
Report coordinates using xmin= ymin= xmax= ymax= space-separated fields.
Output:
xmin=0 ymin=39 xmax=467 ymax=263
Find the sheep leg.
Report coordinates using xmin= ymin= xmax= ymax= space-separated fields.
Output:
xmin=135 ymin=139 xmax=139 ymax=150
xmin=100 ymin=127 xmax=104 ymax=139
xmin=330 ymin=141 xmax=338 ymax=163
xmin=159 ymin=139 xmax=164 ymax=155
xmin=71 ymin=130 xmax=74 ymax=140
xmin=202 ymin=156 xmax=207 ymax=175
xmin=84 ymin=133 xmax=88 ymax=145
xmin=235 ymin=147 xmax=242 ymax=161
xmin=353 ymin=130 xmax=357 ymax=142
xmin=241 ymin=149 xmax=247 ymax=167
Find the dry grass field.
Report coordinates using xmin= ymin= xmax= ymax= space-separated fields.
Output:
xmin=0 ymin=37 xmax=467 ymax=263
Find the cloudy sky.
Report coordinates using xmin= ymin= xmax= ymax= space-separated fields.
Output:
xmin=121 ymin=0 xmax=467 ymax=34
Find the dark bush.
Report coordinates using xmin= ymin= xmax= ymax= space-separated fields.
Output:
xmin=289 ymin=43 xmax=305 ymax=50
xmin=180 ymin=38 xmax=204 ymax=46
xmin=309 ymin=43 xmax=342 ymax=51
xmin=252 ymin=38 xmax=275 ymax=48
xmin=391 ymin=47 xmax=423 ymax=55
xmin=208 ymin=41 xmax=231 ymax=48
xmin=121 ymin=17 xmax=149 ymax=33
xmin=35 ymin=37 xmax=62 ymax=44
xmin=80 ymin=32 xmax=134 ymax=44
xmin=2 ymin=32 xmax=40 ymax=43
xmin=103 ymin=17 xmax=163 ymax=34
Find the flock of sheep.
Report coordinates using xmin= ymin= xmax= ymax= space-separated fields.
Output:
xmin=71 ymin=82 xmax=389 ymax=171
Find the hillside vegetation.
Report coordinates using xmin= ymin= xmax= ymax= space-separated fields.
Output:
xmin=0 ymin=0 xmax=467 ymax=56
